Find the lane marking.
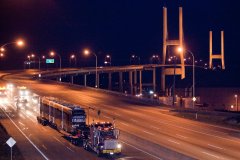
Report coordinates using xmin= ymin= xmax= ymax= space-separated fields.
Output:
xmin=208 ymin=144 xmax=224 ymax=150
xmin=119 ymin=122 xmax=129 ymax=126
xmin=67 ymin=146 xmax=74 ymax=152
xmin=150 ymin=118 xmax=240 ymax=145
xmin=130 ymin=118 xmax=138 ymax=122
xmin=42 ymin=144 xmax=47 ymax=150
xmin=103 ymin=115 xmax=110 ymax=119
xmin=202 ymin=151 xmax=220 ymax=159
xmin=176 ymin=134 xmax=187 ymax=139
xmin=18 ymin=121 xmax=25 ymax=126
xmin=168 ymin=139 xmax=180 ymax=145
xmin=0 ymin=107 xmax=49 ymax=160
xmin=143 ymin=130 xmax=155 ymax=136
xmin=121 ymin=140 xmax=163 ymax=160
xmin=114 ymin=113 xmax=121 ymax=116
xmin=53 ymin=136 xmax=64 ymax=145
xmin=150 ymin=126 xmax=160 ymax=130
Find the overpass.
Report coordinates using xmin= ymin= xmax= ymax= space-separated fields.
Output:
xmin=39 ymin=64 xmax=192 ymax=95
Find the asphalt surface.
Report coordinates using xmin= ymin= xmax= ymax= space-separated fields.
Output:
xmin=1 ymin=70 xmax=240 ymax=160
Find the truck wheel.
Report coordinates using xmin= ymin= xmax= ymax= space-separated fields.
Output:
xmin=96 ymin=149 xmax=101 ymax=157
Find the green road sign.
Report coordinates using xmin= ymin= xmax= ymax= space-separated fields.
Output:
xmin=46 ymin=59 xmax=54 ymax=64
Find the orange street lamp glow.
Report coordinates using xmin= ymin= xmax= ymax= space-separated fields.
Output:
xmin=31 ymin=54 xmax=35 ymax=58
xmin=177 ymin=47 xmax=183 ymax=53
xmin=16 ymin=40 xmax=24 ymax=47
xmin=71 ymin=54 xmax=75 ymax=59
xmin=0 ymin=53 xmax=4 ymax=57
xmin=50 ymin=51 xmax=55 ymax=56
xmin=84 ymin=49 xmax=90 ymax=55
xmin=0 ymin=47 xmax=5 ymax=52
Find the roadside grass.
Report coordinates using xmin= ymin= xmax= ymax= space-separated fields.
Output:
xmin=0 ymin=123 xmax=24 ymax=160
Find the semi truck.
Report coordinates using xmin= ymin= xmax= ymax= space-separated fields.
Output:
xmin=83 ymin=122 xmax=122 ymax=157
xmin=37 ymin=97 xmax=88 ymax=144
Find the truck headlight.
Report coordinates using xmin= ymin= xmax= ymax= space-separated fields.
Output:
xmin=117 ymin=144 xmax=122 ymax=149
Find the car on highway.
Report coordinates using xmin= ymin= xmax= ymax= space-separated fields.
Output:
xmin=16 ymin=98 xmax=29 ymax=109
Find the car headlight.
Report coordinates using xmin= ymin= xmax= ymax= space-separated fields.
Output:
xmin=117 ymin=144 xmax=122 ymax=149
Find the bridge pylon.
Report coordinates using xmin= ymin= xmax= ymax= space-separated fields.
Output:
xmin=161 ymin=7 xmax=185 ymax=92
xmin=209 ymin=30 xmax=225 ymax=69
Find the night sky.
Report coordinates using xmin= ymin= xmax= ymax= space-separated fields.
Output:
xmin=0 ymin=0 xmax=239 ymax=87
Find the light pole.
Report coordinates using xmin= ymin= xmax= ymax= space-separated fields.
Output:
xmin=69 ymin=54 xmax=76 ymax=67
xmin=50 ymin=51 xmax=62 ymax=81
xmin=31 ymin=54 xmax=41 ymax=70
xmin=172 ymin=56 xmax=177 ymax=107
xmin=84 ymin=49 xmax=98 ymax=88
xmin=235 ymin=95 xmax=238 ymax=111
xmin=0 ymin=40 xmax=24 ymax=51
xmin=177 ymin=47 xmax=196 ymax=108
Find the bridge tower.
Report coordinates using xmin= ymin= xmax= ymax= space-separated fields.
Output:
xmin=209 ymin=31 xmax=225 ymax=69
xmin=161 ymin=7 xmax=185 ymax=92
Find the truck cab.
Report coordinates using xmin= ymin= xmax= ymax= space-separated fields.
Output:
xmin=83 ymin=122 xmax=121 ymax=157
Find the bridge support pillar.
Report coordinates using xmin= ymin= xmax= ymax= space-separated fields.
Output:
xmin=134 ymin=70 xmax=137 ymax=95
xmin=139 ymin=70 xmax=142 ymax=94
xmin=129 ymin=71 xmax=133 ymax=95
xmin=153 ymin=68 xmax=156 ymax=92
xmin=84 ymin=74 xmax=87 ymax=87
xmin=119 ymin=72 xmax=123 ymax=92
xmin=108 ymin=73 xmax=112 ymax=90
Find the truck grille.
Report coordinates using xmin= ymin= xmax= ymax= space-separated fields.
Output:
xmin=104 ymin=139 xmax=118 ymax=150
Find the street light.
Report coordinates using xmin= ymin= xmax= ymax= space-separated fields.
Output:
xmin=50 ymin=51 xmax=62 ymax=81
xmin=235 ymin=94 xmax=238 ymax=111
xmin=130 ymin=54 xmax=140 ymax=65
xmin=177 ymin=47 xmax=196 ymax=109
xmin=0 ymin=53 xmax=4 ymax=58
xmin=104 ymin=54 xmax=111 ymax=66
xmin=69 ymin=54 xmax=76 ymax=67
xmin=31 ymin=54 xmax=41 ymax=70
xmin=84 ymin=49 xmax=98 ymax=88
xmin=0 ymin=39 xmax=25 ymax=51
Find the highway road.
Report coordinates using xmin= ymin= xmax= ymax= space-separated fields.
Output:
xmin=1 ymin=70 xmax=240 ymax=160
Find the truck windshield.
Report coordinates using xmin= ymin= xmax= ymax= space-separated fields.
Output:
xmin=100 ymin=130 xmax=114 ymax=138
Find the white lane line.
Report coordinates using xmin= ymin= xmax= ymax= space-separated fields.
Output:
xmin=208 ymin=144 xmax=224 ymax=150
xmin=0 ymin=108 xmax=49 ymax=160
xmin=176 ymin=134 xmax=187 ymax=139
xmin=67 ymin=146 xmax=74 ymax=152
xmin=130 ymin=118 xmax=138 ymax=122
xmin=119 ymin=122 xmax=129 ymax=126
xmin=151 ymin=118 xmax=240 ymax=144
xmin=121 ymin=140 xmax=163 ymax=160
xmin=42 ymin=144 xmax=47 ymax=150
xmin=150 ymin=126 xmax=160 ymax=130
xmin=103 ymin=115 xmax=110 ymax=119
xmin=18 ymin=121 xmax=25 ymax=126
xmin=114 ymin=113 xmax=121 ymax=116
xmin=143 ymin=130 xmax=155 ymax=136
xmin=202 ymin=151 xmax=220 ymax=159
xmin=19 ymin=114 xmax=26 ymax=119
xmin=53 ymin=137 xmax=64 ymax=145
xmin=168 ymin=139 xmax=180 ymax=145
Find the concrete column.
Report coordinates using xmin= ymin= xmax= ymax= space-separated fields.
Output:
xmin=134 ymin=70 xmax=137 ymax=94
xmin=139 ymin=70 xmax=142 ymax=94
xmin=84 ymin=74 xmax=87 ymax=87
xmin=119 ymin=72 xmax=123 ymax=92
xmin=129 ymin=71 xmax=133 ymax=94
xmin=71 ymin=76 xmax=74 ymax=84
xmin=108 ymin=73 xmax=112 ymax=90
xmin=153 ymin=68 xmax=156 ymax=92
